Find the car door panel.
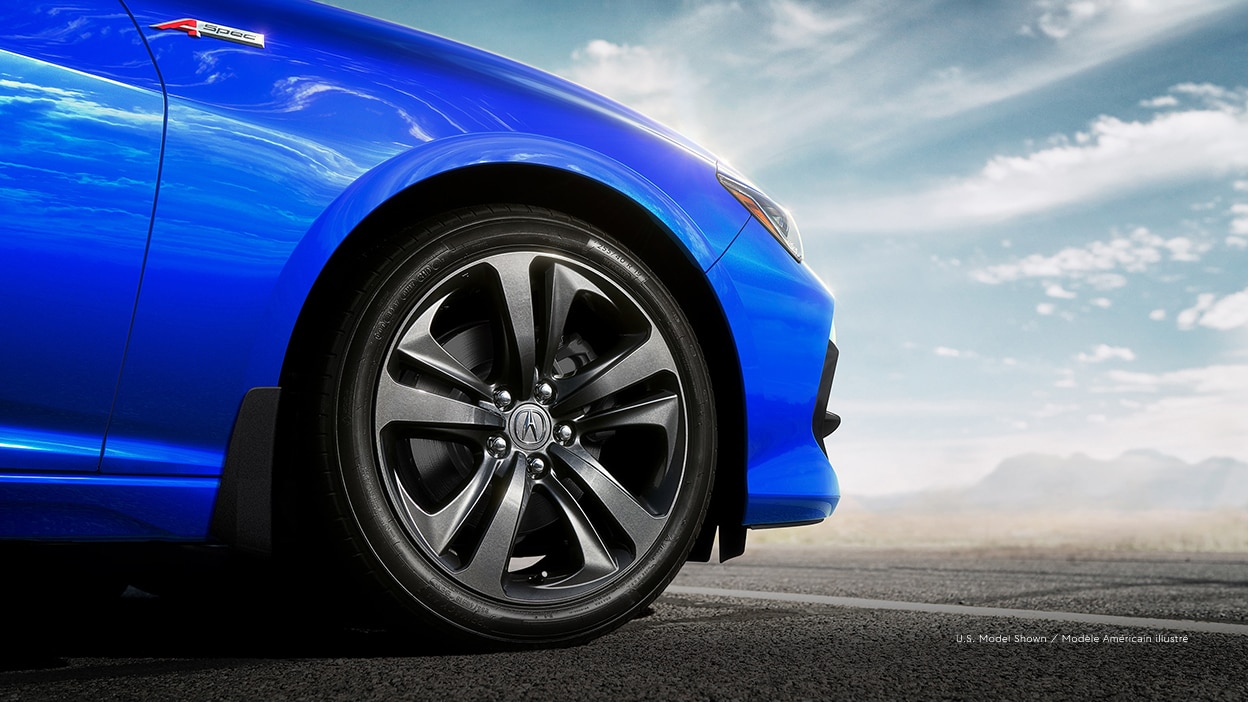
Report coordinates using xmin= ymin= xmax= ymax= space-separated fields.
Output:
xmin=0 ymin=3 xmax=163 ymax=472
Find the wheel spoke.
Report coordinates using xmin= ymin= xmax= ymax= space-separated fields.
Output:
xmin=550 ymin=443 xmax=665 ymax=553
xmin=488 ymin=253 xmax=539 ymax=390
xmin=393 ymin=295 xmax=493 ymax=400
xmin=554 ymin=333 xmax=676 ymax=411
xmin=541 ymin=472 xmax=619 ymax=585
xmin=576 ymin=391 xmax=680 ymax=436
xmin=396 ymin=456 xmax=500 ymax=555
xmin=456 ymin=455 xmax=530 ymax=599
xmin=375 ymin=372 xmax=503 ymax=439
xmin=540 ymin=262 xmax=609 ymax=377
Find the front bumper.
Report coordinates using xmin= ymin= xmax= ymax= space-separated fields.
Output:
xmin=705 ymin=218 xmax=840 ymax=528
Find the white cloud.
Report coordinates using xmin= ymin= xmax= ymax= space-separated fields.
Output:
xmin=934 ymin=346 xmax=963 ymax=358
xmin=1149 ymin=308 xmax=1167 ymax=321
xmin=1045 ymin=283 xmax=1078 ymax=298
xmin=972 ymin=227 xmax=1196 ymax=284
xmin=1178 ymin=288 xmax=1248 ymax=330
xmin=1197 ymin=288 xmax=1248 ymax=330
xmin=1076 ymin=344 xmax=1136 ymax=363
xmin=1176 ymin=293 xmax=1215 ymax=329
xmin=820 ymin=96 xmax=1248 ymax=232
xmin=1035 ymin=402 xmax=1080 ymax=417
xmin=1228 ymin=235 xmax=1248 ymax=248
xmin=1087 ymin=273 xmax=1128 ymax=290
xmin=1173 ymin=82 xmax=1248 ymax=110
xmin=1230 ymin=203 xmax=1248 ymax=235
xmin=1037 ymin=302 xmax=1057 ymax=315
xmin=769 ymin=0 xmax=863 ymax=46
xmin=1024 ymin=0 xmax=1114 ymax=40
xmin=1161 ymin=236 xmax=1204 ymax=261
xmin=1091 ymin=297 xmax=1113 ymax=308
xmin=1103 ymin=364 xmax=1248 ymax=394
xmin=1140 ymin=95 xmax=1179 ymax=108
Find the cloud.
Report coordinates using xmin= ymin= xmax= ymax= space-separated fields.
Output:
xmin=971 ymin=227 xmax=1198 ymax=284
xmin=1103 ymin=364 xmax=1248 ymax=394
xmin=1037 ymin=302 xmax=1057 ymax=315
xmin=1076 ymin=344 xmax=1136 ymax=363
xmin=1034 ymin=402 xmax=1081 ymax=418
xmin=769 ymin=0 xmax=863 ymax=47
xmin=561 ymin=1 xmax=1242 ymax=175
xmin=1177 ymin=293 xmax=1216 ymax=329
xmin=1230 ymin=203 xmax=1248 ymax=235
xmin=819 ymin=91 xmax=1248 ymax=232
xmin=1178 ymin=287 xmax=1248 ymax=330
xmin=1149 ymin=308 xmax=1167 ymax=321
xmin=1023 ymin=0 xmax=1115 ymax=40
xmin=1045 ymin=283 xmax=1078 ymax=298
xmin=1161 ymin=237 xmax=1202 ymax=261
xmin=933 ymin=346 xmax=984 ymax=360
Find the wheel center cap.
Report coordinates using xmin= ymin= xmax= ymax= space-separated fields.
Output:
xmin=509 ymin=403 xmax=552 ymax=450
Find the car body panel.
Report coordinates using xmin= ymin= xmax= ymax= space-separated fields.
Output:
xmin=0 ymin=0 xmax=839 ymax=540
xmin=0 ymin=6 xmax=163 ymax=474
xmin=0 ymin=473 xmax=215 ymax=539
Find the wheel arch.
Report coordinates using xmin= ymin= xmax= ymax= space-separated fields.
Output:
xmin=271 ymin=158 xmax=748 ymax=562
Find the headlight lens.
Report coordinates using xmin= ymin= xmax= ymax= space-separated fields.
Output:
xmin=717 ymin=166 xmax=803 ymax=262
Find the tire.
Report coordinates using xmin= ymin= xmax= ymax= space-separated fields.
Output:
xmin=310 ymin=204 xmax=715 ymax=646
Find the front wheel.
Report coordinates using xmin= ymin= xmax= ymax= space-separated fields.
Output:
xmin=310 ymin=205 xmax=715 ymax=646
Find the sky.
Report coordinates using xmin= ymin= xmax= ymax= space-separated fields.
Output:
xmin=321 ymin=0 xmax=1248 ymax=496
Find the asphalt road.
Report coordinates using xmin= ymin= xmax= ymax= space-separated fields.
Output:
xmin=2 ymin=546 xmax=1245 ymax=700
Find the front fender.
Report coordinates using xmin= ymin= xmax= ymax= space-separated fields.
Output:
xmin=242 ymin=131 xmax=738 ymax=391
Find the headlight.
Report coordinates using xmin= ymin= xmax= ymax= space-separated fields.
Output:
xmin=717 ymin=165 xmax=803 ymax=262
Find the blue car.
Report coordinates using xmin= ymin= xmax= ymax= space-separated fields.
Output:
xmin=0 ymin=0 xmax=840 ymax=645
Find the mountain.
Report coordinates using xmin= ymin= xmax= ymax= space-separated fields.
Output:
xmin=864 ymin=450 xmax=1248 ymax=512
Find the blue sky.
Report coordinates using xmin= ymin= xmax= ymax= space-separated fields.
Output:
xmin=323 ymin=0 xmax=1248 ymax=495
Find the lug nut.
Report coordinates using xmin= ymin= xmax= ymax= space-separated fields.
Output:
xmin=526 ymin=456 xmax=548 ymax=478
xmin=493 ymin=388 xmax=514 ymax=410
xmin=534 ymin=381 xmax=555 ymax=404
xmin=554 ymin=423 xmax=574 ymax=445
xmin=487 ymin=435 xmax=509 ymax=458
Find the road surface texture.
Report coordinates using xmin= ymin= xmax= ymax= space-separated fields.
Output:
xmin=2 ymin=546 xmax=1245 ymax=700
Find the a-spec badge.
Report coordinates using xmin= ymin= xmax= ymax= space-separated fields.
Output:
xmin=150 ymin=18 xmax=265 ymax=49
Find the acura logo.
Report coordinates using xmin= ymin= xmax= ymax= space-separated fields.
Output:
xmin=509 ymin=404 xmax=551 ymax=449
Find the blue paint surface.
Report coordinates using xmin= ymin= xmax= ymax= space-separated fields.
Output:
xmin=0 ymin=5 xmax=163 ymax=474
